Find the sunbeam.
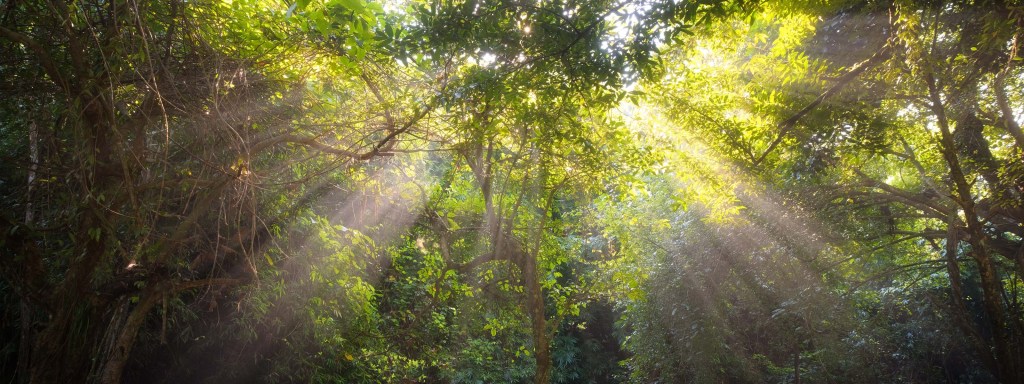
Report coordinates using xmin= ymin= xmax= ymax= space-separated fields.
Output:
xmin=4 ymin=1 xmax=1022 ymax=383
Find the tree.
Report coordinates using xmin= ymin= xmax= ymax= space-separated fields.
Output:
xmin=0 ymin=0 xmax=432 ymax=382
xmin=16 ymin=1 xmax=1022 ymax=383
xmin=391 ymin=1 xmax=755 ymax=382
xmin=647 ymin=1 xmax=1024 ymax=381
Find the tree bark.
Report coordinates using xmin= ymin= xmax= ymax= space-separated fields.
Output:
xmin=18 ymin=120 xmax=39 ymax=383
xmin=927 ymin=73 xmax=1019 ymax=384
xmin=99 ymin=286 xmax=164 ymax=384
xmin=940 ymin=221 xmax=996 ymax=372
xmin=528 ymin=166 xmax=554 ymax=384
xmin=526 ymin=256 xmax=551 ymax=384
xmin=793 ymin=349 xmax=800 ymax=384
xmin=993 ymin=70 xmax=1024 ymax=149
xmin=98 ymin=279 xmax=239 ymax=384
xmin=17 ymin=299 xmax=32 ymax=384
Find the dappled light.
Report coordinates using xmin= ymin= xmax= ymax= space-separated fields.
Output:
xmin=2 ymin=1 xmax=1023 ymax=383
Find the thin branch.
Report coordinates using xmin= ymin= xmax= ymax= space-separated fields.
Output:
xmin=852 ymin=169 xmax=951 ymax=219
xmin=753 ymin=43 xmax=892 ymax=167
xmin=250 ymin=98 xmax=437 ymax=159
xmin=0 ymin=26 xmax=68 ymax=92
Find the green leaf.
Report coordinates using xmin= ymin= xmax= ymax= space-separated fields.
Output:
xmin=334 ymin=0 xmax=365 ymax=12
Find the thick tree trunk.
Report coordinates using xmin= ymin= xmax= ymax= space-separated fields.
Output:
xmin=29 ymin=299 xmax=96 ymax=384
xmin=99 ymin=287 xmax=164 ymax=384
xmin=928 ymin=74 xmax=1021 ymax=384
xmin=941 ymin=223 xmax=997 ymax=371
xmin=97 ymin=279 xmax=239 ymax=384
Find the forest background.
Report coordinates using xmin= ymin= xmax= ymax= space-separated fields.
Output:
xmin=1 ymin=0 xmax=1023 ymax=383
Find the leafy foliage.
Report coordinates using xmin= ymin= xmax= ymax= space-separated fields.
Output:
xmin=2 ymin=0 xmax=1022 ymax=383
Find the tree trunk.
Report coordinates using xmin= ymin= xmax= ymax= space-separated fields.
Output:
xmin=29 ymin=299 xmax=96 ymax=384
xmin=528 ymin=160 xmax=555 ymax=384
xmin=17 ymin=299 xmax=32 ymax=384
xmin=99 ymin=287 xmax=165 ymax=384
xmin=941 ymin=224 xmax=996 ymax=371
xmin=96 ymin=279 xmax=238 ymax=384
xmin=793 ymin=349 xmax=800 ymax=384
xmin=526 ymin=254 xmax=551 ymax=384
xmin=18 ymin=120 xmax=39 ymax=383
xmin=928 ymin=74 xmax=1021 ymax=384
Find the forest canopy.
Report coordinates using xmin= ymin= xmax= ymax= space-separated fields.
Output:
xmin=1 ymin=0 xmax=1023 ymax=383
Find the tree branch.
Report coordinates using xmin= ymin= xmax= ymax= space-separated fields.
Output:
xmin=0 ymin=26 xmax=68 ymax=92
xmin=994 ymin=69 xmax=1024 ymax=148
xmin=753 ymin=44 xmax=892 ymax=167
xmin=251 ymin=98 xmax=437 ymax=160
